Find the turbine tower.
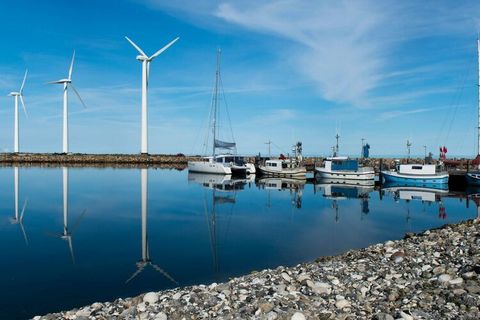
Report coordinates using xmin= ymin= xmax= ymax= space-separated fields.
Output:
xmin=125 ymin=36 xmax=180 ymax=154
xmin=50 ymin=167 xmax=86 ymax=263
xmin=8 ymin=70 xmax=28 ymax=153
xmin=126 ymin=168 xmax=177 ymax=284
xmin=10 ymin=167 xmax=28 ymax=245
xmin=49 ymin=52 xmax=87 ymax=154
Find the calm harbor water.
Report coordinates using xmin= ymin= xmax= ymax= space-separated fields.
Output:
xmin=0 ymin=167 xmax=477 ymax=319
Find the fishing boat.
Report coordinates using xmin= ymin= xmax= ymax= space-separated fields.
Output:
xmin=188 ymin=49 xmax=249 ymax=176
xmin=381 ymin=161 xmax=448 ymax=184
xmin=315 ymin=134 xmax=374 ymax=180
xmin=257 ymin=142 xmax=306 ymax=178
xmin=466 ymin=38 xmax=480 ymax=185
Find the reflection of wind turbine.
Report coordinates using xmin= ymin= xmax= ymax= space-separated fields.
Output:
xmin=126 ymin=168 xmax=177 ymax=284
xmin=50 ymin=167 xmax=86 ymax=263
xmin=8 ymin=70 xmax=28 ymax=153
xmin=125 ymin=36 xmax=179 ymax=154
xmin=48 ymin=52 xmax=87 ymax=154
xmin=10 ymin=167 xmax=28 ymax=245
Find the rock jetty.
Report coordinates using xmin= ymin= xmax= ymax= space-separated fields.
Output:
xmin=35 ymin=219 xmax=480 ymax=320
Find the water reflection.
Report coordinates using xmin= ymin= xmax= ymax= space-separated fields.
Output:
xmin=49 ymin=167 xmax=86 ymax=263
xmin=256 ymin=177 xmax=305 ymax=208
xmin=127 ymin=168 xmax=177 ymax=284
xmin=10 ymin=167 xmax=28 ymax=245
xmin=0 ymin=168 xmax=478 ymax=319
xmin=315 ymin=178 xmax=373 ymax=221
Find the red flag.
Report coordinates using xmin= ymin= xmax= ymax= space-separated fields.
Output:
xmin=443 ymin=146 xmax=447 ymax=153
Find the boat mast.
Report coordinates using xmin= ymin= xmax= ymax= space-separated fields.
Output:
xmin=477 ymin=37 xmax=480 ymax=156
xmin=212 ymin=49 xmax=221 ymax=157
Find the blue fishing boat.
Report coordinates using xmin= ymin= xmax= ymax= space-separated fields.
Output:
xmin=381 ymin=163 xmax=448 ymax=184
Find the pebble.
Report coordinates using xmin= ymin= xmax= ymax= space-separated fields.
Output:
xmin=291 ymin=312 xmax=306 ymax=320
xmin=335 ymin=299 xmax=350 ymax=309
xmin=143 ymin=292 xmax=159 ymax=304
xmin=438 ymin=274 xmax=452 ymax=283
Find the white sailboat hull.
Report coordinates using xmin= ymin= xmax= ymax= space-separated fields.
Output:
xmin=188 ymin=161 xmax=232 ymax=174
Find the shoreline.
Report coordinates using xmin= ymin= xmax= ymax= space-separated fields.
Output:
xmin=35 ymin=219 xmax=480 ymax=320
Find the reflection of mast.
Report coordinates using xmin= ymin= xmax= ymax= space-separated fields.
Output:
xmin=10 ymin=167 xmax=28 ymax=245
xmin=126 ymin=168 xmax=177 ymax=284
xmin=51 ymin=167 xmax=86 ymax=264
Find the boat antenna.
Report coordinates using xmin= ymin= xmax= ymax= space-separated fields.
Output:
xmin=361 ymin=138 xmax=365 ymax=158
xmin=212 ymin=48 xmax=221 ymax=157
xmin=407 ymin=139 xmax=412 ymax=160
xmin=335 ymin=133 xmax=340 ymax=157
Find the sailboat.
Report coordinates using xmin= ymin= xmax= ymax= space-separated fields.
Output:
xmin=188 ymin=49 xmax=252 ymax=176
xmin=466 ymin=38 xmax=480 ymax=185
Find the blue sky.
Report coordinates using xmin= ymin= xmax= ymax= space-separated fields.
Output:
xmin=0 ymin=0 xmax=479 ymax=157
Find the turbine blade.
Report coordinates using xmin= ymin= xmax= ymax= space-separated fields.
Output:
xmin=151 ymin=263 xmax=178 ymax=284
xmin=68 ymin=51 xmax=75 ymax=80
xmin=47 ymin=80 xmax=65 ymax=84
xmin=19 ymin=223 xmax=29 ymax=246
xmin=125 ymin=36 xmax=147 ymax=57
xmin=67 ymin=237 xmax=75 ymax=264
xmin=20 ymin=198 xmax=28 ymax=220
xmin=126 ymin=265 xmax=144 ymax=284
xmin=20 ymin=95 xmax=28 ymax=118
xmin=69 ymin=84 xmax=87 ymax=109
xmin=70 ymin=209 xmax=86 ymax=234
xmin=149 ymin=37 xmax=179 ymax=60
xmin=20 ymin=69 xmax=28 ymax=93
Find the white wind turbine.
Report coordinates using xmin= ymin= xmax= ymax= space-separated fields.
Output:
xmin=10 ymin=167 xmax=28 ymax=246
xmin=8 ymin=70 xmax=28 ymax=153
xmin=125 ymin=36 xmax=179 ymax=154
xmin=49 ymin=51 xmax=87 ymax=154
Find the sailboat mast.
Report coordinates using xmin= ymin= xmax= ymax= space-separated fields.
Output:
xmin=477 ymin=38 xmax=480 ymax=156
xmin=212 ymin=49 xmax=221 ymax=157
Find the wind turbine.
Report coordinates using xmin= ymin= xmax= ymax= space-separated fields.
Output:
xmin=8 ymin=70 xmax=28 ymax=153
xmin=125 ymin=36 xmax=180 ymax=154
xmin=126 ymin=168 xmax=177 ymax=284
xmin=50 ymin=167 xmax=86 ymax=263
xmin=49 ymin=52 xmax=87 ymax=154
xmin=9 ymin=167 xmax=28 ymax=245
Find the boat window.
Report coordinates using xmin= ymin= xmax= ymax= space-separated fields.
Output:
xmin=282 ymin=163 xmax=288 ymax=169
xmin=268 ymin=162 xmax=277 ymax=167
xmin=412 ymin=166 xmax=423 ymax=170
xmin=225 ymin=157 xmax=234 ymax=162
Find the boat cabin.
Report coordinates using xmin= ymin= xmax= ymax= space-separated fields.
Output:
xmin=397 ymin=164 xmax=436 ymax=175
xmin=324 ymin=157 xmax=359 ymax=171
xmin=264 ymin=159 xmax=288 ymax=172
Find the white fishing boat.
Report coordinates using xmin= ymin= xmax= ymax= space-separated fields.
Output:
xmin=381 ymin=162 xmax=448 ymax=184
xmin=315 ymin=135 xmax=374 ymax=180
xmin=188 ymin=49 xmax=249 ymax=176
xmin=466 ymin=38 xmax=480 ymax=185
xmin=315 ymin=157 xmax=375 ymax=180
xmin=257 ymin=142 xmax=306 ymax=178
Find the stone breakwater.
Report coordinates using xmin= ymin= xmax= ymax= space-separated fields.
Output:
xmin=36 ymin=220 xmax=480 ymax=320
xmin=0 ymin=153 xmax=198 ymax=168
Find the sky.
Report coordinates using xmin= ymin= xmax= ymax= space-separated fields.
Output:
xmin=0 ymin=0 xmax=479 ymax=157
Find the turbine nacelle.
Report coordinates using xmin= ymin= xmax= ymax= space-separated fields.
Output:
xmin=136 ymin=55 xmax=148 ymax=61
xmin=8 ymin=92 xmax=20 ymax=96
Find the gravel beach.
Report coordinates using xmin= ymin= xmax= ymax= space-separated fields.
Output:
xmin=35 ymin=219 xmax=480 ymax=320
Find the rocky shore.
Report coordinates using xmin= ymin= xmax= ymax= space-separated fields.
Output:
xmin=35 ymin=219 xmax=480 ymax=320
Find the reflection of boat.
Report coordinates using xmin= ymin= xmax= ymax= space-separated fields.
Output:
xmin=315 ymin=181 xmax=374 ymax=199
xmin=256 ymin=177 xmax=306 ymax=209
xmin=188 ymin=172 xmax=247 ymax=191
xmin=315 ymin=180 xmax=373 ymax=221
xmin=127 ymin=169 xmax=177 ymax=284
xmin=316 ymin=177 xmax=375 ymax=187
xmin=315 ymin=157 xmax=374 ymax=180
xmin=381 ymin=184 xmax=448 ymax=202
xmin=188 ymin=49 xmax=248 ymax=176
xmin=381 ymin=161 xmax=448 ymax=184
